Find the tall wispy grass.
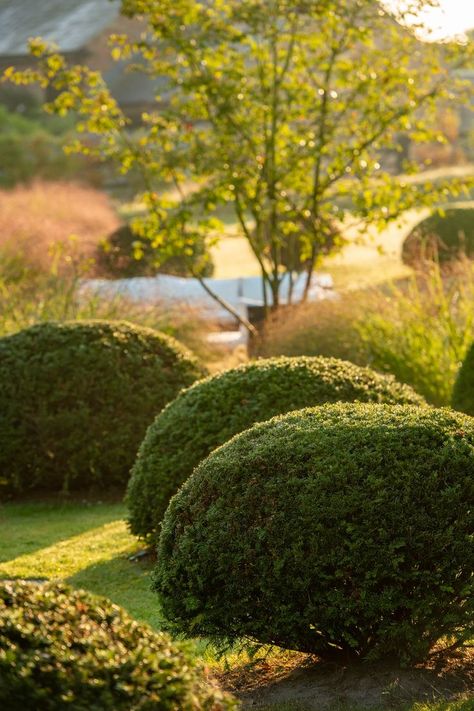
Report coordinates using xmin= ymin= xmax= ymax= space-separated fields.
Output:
xmin=0 ymin=181 xmax=120 ymax=275
xmin=258 ymin=261 xmax=474 ymax=406
xmin=359 ymin=262 xmax=474 ymax=406
xmin=0 ymin=240 xmax=219 ymax=365
xmin=0 ymin=180 xmax=235 ymax=366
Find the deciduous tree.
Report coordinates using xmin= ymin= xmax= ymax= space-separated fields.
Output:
xmin=5 ymin=0 xmax=474 ymax=328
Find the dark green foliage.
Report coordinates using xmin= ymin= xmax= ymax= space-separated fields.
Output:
xmin=0 ymin=320 xmax=204 ymax=494
xmin=452 ymin=340 xmax=474 ymax=415
xmin=96 ymin=224 xmax=214 ymax=278
xmin=154 ymin=403 xmax=474 ymax=664
xmin=402 ymin=207 xmax=474 ymax=266
xmin=126 ymin=356 xmax=425 ymax=542
xmin=0 ymin=105 xmax=96 ymax=188
xmin=0 ymin=580 xmax=235 ymax=710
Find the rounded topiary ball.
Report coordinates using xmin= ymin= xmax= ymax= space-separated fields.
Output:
xmin=0 ymin=320 xmax=205 ymax=494
xmin=402 ymin=206 xmax=474 ymax=267
xmin=126 ymin=356 xmax=425 ymax=541
xmin=452 ymin=341 xmax=474 ymax=416
xmin=154 ymin=404 xmax=474 ymax=665
xmin=0 ymin=581 xmax=235 ymax=710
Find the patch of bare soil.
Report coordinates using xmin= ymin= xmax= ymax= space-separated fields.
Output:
xmin=219 ymin=648 xmax=474 ymax=710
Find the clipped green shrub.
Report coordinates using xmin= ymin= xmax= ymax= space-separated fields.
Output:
xmin=0 ymin=580 xmax=235 ymax=710
xmin=96 ymin=224 xmax=214 ymax=278
xmin=452 ymin=339 xmax=474 ymax=415
xmin=402 ymin=207 xmax=474 ymax=266
xmin=0 ymin=320 xmax=205 ymax=494
xmin=154 ymin=403 xmax=474 ymax=665
xmin=126 ymin=356 xmax=425 ymax=542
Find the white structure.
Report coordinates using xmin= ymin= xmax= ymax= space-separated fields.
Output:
xmin=83 ymin=272 xmax=334 ymax=327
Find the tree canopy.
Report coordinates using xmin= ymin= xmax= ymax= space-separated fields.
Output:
xmin=5 ymin=0 xmax=474 ymax=324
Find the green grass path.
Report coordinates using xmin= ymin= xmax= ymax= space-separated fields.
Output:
xmin=0 ymin=501 xmax=162 ymax=629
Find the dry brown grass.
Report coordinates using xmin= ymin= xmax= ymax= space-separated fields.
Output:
xmin=255 ymin=260 xmax=474 ymax=406
xmin=0 ymin=181 xmax=120 ymax=274
xmin=255 ymin=292 xmax=370 ymax=365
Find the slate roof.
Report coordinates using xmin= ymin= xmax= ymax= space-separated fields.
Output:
xmin=0 ymin=0 xmax=121 ymax=57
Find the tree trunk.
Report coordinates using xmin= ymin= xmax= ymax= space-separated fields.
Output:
xmin=192 ymin=272 xmax=257 ymax=337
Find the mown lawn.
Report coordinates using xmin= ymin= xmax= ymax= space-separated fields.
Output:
xmin=1 ymin=501 xmax=472 ymax=711
xmin=0 ymin=501 xmax=162 ymax=629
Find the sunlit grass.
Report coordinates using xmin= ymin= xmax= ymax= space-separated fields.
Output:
xmin=0 ymin=501 xmax=126 ymax=561
xmin=0 ymin=501 xmax=161 ymax=628
xmin=2 ymin=518 xmax=135 ymax=578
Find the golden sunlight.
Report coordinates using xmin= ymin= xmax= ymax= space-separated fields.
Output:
xmin=389 ymin=0 xmax=474 ymax=40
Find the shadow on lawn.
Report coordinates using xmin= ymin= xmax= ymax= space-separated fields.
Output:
xmin=0 ymin=500 xmax=127 ymax=561
xmin=67 ymin=550 xmax=163 ymax=631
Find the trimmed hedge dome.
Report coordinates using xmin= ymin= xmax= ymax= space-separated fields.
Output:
xmin=0 ymin=581 xmax=235 ymax=710
xmin=452 ymin=340 xmax=474 ymax=416
xmin=0 ymin=320 xmax=204 ymax=494
xmin=402 ymin=207 xmax=474 ymax=266
xmin=126 ymin=356 xmax=425 ymax=541
xmin=154 ymin=404 xmax=474 ymax=664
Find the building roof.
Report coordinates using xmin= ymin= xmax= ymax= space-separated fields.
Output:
xmin=0 ymin=0 xmax=120 ymax=57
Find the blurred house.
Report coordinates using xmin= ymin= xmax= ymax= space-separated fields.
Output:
xmin=0 ymin=0 xmax=158 ymax=120
xmin=1 ymin=1 xmax=473 ymax=163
